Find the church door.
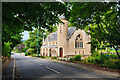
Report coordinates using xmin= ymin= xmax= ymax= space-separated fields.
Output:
xmin=60 ymin=48 xmax=63 ymax=57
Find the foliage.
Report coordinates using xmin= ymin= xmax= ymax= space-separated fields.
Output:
xmin=102 ymin=59 xmax=120 ymax=69
xmin=22 ymin=47 xmax=25 ymax=52
xmin=51 ymin=57 xmax=57 ymax=59
xmin=2 ymin=2 xmax=69 ymax=57
xmin=31 ymin=53 xmax=37 ymax=57
xmin=2 ymin=42 xmax=12 ymax=57
xmin=70 ymin=57 xmax=75 ymax=62
xmin=26 ymin=48 xmax=35 ymax=54
xmin=39 ymin=56 xmax=45 ymax=58
xmin=84 ymin=53 xmax=119 ymax=69
xmin=74 ymin=55 xmax=82 ymax=61
xmin=70 ymin=55 xmax=82 ymax=62
xmin=70 ymin=2 xmax=120 ymax=58
xmin=25 ymin=29 xmax=46 ymax=51
xmin=25 ymin=53 xmax=28 ymax=56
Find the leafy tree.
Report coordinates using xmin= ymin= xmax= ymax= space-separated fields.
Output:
xmin=25 ymin=29 xmax=46 ymax=53
xmin=2 ymin=2 xmax=68 ymax=56
xmin=2 ymin=42 xmax=12 ymax=57
xmin=46 ymin=25 xmax=57 ymax=35
xmin=70 ymin=2 xmax=120 ymax=58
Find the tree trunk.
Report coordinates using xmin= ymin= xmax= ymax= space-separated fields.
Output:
xmin=113 ymin=46 xmax=120 ymax=59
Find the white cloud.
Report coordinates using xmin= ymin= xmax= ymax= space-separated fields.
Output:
xmin=21 ymin=31 xmax=29 ymax=40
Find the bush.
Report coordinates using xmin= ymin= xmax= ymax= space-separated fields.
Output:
xmin=7 ymin=53 xmax=11 ymax=58
xmin=25 ymin=53 xmax=28 ymax=56
xmin=62 ymin=59 xmax=66 ymax=61
xmin=39 ymin=56 xmax=45 ymax=58
xmin=70 ymin=57 xmax=75 ymax=62
xmin=94 ymin=56 xmax=101 ymax=64
xmin=103 ymin=59 xmax=120 ymax=69
xmin=51 ymin=57 xmax=57 ymax=59
xmin=2 ymin=42 xmax=11 ymax=57
xmin=27 ymin=48 xmax=35 ymax=54
xmin=74 ymin=55 xmax=82 ymax=61
xmin=22 ymin=47 xmax=25 ymax=52
xmin=31 ymin=54 xmax=37 ymax=57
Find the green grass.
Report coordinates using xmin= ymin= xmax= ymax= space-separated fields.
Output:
xmin=31 ymin=53 xmax=37 ymax=57
xmin=45 ymin=57 xmax=51 ymax=59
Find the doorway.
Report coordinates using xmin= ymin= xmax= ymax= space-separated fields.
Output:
xmin=60 ymin=48 xmax=63 ymax=57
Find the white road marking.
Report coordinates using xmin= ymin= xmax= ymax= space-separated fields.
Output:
xmin=33 ymin=60 xmax=43 ymax=66
xmin=33 ymin=59 xmax=60 ymax=74
xmin=12 ymin=59 xmax=15 ymax=80
xmin=45 ymin=66 xmax=60 ymax=74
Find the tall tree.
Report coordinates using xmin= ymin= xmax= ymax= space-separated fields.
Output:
xmin=2 ymin=2 xmax=69 ymax=55
xmin=70 ymin=2 xmax=120 ymax=58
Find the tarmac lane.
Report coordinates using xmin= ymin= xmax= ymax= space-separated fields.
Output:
xmin=2 ymin=53 xmax=118 ymax=80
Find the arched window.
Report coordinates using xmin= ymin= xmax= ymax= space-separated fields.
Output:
xmin=75 ymin=34 xmax=83 ymax=48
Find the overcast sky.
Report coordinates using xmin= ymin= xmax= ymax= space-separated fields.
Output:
xmin=21 ymin=31 xmax=29 ymax=40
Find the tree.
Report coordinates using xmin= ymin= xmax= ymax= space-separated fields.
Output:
xmin=2 ymin=2 xmax=69 ymax=56
xmin=25 ymin=29 xmax=46 ymax=53
xmin=70 ymin=2 xmax=120 ymax=58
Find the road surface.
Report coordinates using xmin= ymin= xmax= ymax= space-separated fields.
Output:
xmin=2 ymin=53 xmax=117 ymax=80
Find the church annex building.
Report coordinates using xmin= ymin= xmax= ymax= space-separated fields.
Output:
xmin=40 ymin=18 xmax=91 ymax=57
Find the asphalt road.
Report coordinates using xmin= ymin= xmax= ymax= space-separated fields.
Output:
xmin=3 ymin=53 xmax=117 ymax=80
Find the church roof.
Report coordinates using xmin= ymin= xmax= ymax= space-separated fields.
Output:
xmin=41 ymin=45 xmax=57 ymax=48
xmin=44 ymin=27 xmax=76 ymax=42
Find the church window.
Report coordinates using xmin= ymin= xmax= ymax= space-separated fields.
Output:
xmin=75 ymin=34 xmax=83 ymax=48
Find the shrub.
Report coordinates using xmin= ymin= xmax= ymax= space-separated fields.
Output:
xmin=74 ymin=55 xmax=82 ymax=61
xmin=62 ymin=59 xmax=66 ymax=61
xmin=87 ymin=57 xmax=91 ymax=63
xmin=22 ymin=47 xmax=25 ymax=52
xmin=39 ymin=56 xmax=45 ymax=58
xmin=31 ymin=54 xmax=37 ymax=57
xmin=27 ymin=48 xmax=35 ymax=54
xmin=25 ymin=53 xmax=28 ymax=56
xmin=51 ymin=57 xmax=57 ymax=59
xmin=70 ymin=57 xmax=75 ymax=62
xmin=7 ymin=53 xmax=11 ymax=58
xmin=94 ymin=56 xmax=101 ymax=64
xmin=2 ymin=42 xmax=11 ymax=57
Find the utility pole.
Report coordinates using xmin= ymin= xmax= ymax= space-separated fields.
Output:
xmin=37 ymin=26 xmax=40 ymax=57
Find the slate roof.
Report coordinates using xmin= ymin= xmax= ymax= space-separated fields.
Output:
xmin=41 ymin=45 xmax=57 ymax=48
xmin=44 ymin=27 xmax=76 ymax=42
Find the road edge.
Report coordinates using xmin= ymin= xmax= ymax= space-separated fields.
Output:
xmin=50 ymin=60 xmax=120 ymax=78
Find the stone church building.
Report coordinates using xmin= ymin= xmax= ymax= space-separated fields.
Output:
xmin=40 ymin=18 xmax=91 ymax=57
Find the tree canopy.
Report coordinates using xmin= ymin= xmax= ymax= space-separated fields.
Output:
xmin=2 ymin=2 xmax=120 ymax=58
xmin=2 ymin=2 xmax=69 ymax=52
xmin=70 ymin=2 xmax=120 ymax=58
